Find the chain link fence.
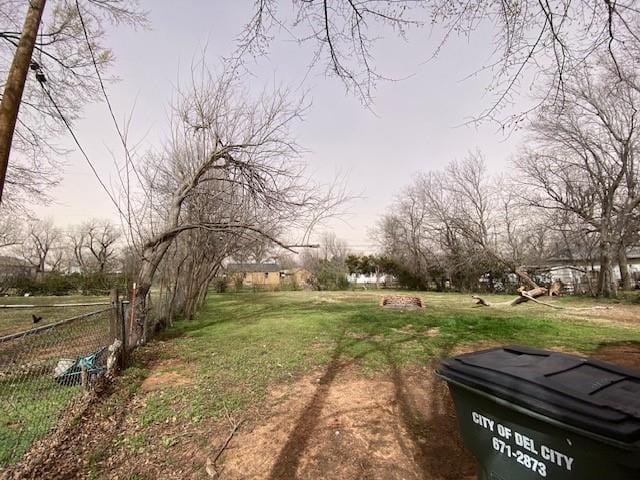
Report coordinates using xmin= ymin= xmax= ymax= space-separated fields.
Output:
xmin=0 ymin=303 xmax=115 ymax=466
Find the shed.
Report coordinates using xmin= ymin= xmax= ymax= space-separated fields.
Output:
xmin=226 ymin=263 xmax=282 ymax=289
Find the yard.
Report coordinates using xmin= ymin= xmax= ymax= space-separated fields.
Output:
xmin=4 ymin=290 xmax=640 ymax=479
xmin=0 ymin=295 xmax=111 ymax=467
xmin=0 ymin=295 xmax=110 ymax=337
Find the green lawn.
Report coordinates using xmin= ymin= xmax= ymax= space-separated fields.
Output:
xmin=0 ymin=378 xmax=82 ymax=465
xmin=0 ymin=295 xmax=110 ymax=337
xmin=139 ymin=290 xmax=640 ymax=431
xmin=4 ymin=290 xmax=640 ymax=473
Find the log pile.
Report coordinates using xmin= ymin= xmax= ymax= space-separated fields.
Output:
xmin=471 ymin=269 xmax=610 ymax=311
xmin=472 ymin=286 xmax=547 ymax=307
xmin=472 ymin=268 xmax=549 ymax=307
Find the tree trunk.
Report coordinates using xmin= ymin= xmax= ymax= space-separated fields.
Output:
xmin=618 ymin=246 xmax=631 ymax=291
xmin=132 ymin=188 xmax=188 ymax=340
xmin=0 ymin=0 xmax=47 ymax=203
xmin=515 ymin=268 xmax=539 ymax=290
xmin=548 ymin=281 xmax=562 ymax=296
xmin=472 ymin=286 xmax=548 ymax=307
xmin=133 ymin=241 xmax=172 ymax=343
xmin=597 ymin=242 xmax=614 ymax=297
xmin=510 ymin=286 xmax=548 ymax=305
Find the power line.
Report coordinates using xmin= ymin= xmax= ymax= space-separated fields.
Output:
xmin=74 ymin=0 xmax=144 ymax=186
xmin=37 ymin=78 xmax=127 ymax=220
xmin=74 ymin=0 xmax=149 ymax=243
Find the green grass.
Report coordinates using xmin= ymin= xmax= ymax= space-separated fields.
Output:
xmin=0 ymin=295 xmax=109 ymax=337
xmin=139 ymin=290 xmax=640 ymax=429
xmin=0 ymin=376 xmax=81 ymax=465
xmin=0 ymin=294 xmax=111 ymax=467
xmin=5 ymin=290 xmax=640 ymax=472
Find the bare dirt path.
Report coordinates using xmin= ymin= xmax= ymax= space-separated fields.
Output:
xmin=221 ymin=362 xmax=475 ymax=480
xmin=593 ymin=341 xmax=640 ymax=370
xmin=561 ymin=304 xmax=640 ymax=325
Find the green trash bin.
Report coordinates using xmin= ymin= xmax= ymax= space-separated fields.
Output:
xmin=436 ymin=345 xmax=640 ymax=479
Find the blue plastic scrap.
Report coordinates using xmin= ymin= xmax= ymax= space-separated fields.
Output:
xmin=55 ymin=347 xmax=108 ymax=386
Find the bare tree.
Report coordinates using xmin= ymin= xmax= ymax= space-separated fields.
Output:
xmin=375 ymin=171 xmax=453 ymax=289
xmin=19 ymin=218 xmax=62 ymax=272
xmin=318 ymin=231 xmax=348 ymax=263
xmin=231 ymin=224 xmax=282 ymax=264
xmin=518 ymin=58 xmax=640 ymax=296
xmin=68 ymin=218 xmax=121 ymax=273
xmin=0 ymin=216 xmax=21 ymax=248
xmin=123 ymin=61 xmax=345 ymax=339
xmin=378 ymin=151 xmax=550 ymax=293
xmin=84 ymin=219 xmax=120 ymax=272
xmin=243 ymin=1 xmax=640 ymax=120
xmin=0 ymin=0 xmax=147 ymax=208
xmin=68 ymin=224 xmax=88 ymax=272
xmin=300 ymin=231 xmax=349 ymax=289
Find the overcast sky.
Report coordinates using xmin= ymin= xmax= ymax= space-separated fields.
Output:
xmin=32 ymin=1 xmax=530 ymax=252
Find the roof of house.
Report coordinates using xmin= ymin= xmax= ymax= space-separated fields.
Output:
xmin=546 ymin=246 xmax=640 ymax=263
xmin=226 ymin=263 xmax=281 ymax=273
xmin=0 ymin=256 xmax=30 ymax=268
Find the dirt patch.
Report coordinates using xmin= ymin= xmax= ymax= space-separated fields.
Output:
xmin=449 ymin=341 xmax=503 ymax=356
xmin=140 ymin=358 xmax=193 ymax=392
xmin=593 ymin=341 xmax=640 ymax=370
xmin=425 ymin=327 xmax=440 ymax=337
xmin=562 ymin=304 xmax=640 ymax=325
xmin=220 ymin=363 xmax=475 ymax=480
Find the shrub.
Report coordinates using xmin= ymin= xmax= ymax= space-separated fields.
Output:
xmin=233 ymin=275 xmax=244 ymax=292
xmin=336 ymin=275 xmax=350 ymax=290
xmin=13 ymin=274 xmax=76 ymax=296
xmin=10 ymin=272 xmax=126 ymax=296
xmin=212 ymin=278 xmax=227 ymax=293
xmin=313 ymin=263 xmax=350 ymax=291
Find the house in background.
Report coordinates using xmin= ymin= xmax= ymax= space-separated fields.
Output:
xmin=542 ymin=247 xmax=640 ymax=292
xmin=0 ymin=256 xmax=37 ymax=280
xmin=225 ymin=263 xmax=282 ymax=289
xmin=347 ymin=272 xmax=395 ymax=287
xmin=281 ymin=267 xmax=312 ymax=288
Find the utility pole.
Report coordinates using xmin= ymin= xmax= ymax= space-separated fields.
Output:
xmin=0 ymin=0 xmax=47 ymax=205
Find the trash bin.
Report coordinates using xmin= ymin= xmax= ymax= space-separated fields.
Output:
xmin=436 ymin=345 xmax=640 ymax=479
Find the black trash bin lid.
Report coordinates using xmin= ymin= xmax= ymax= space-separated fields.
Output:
xmin=437 ymin=345 xmax=640 ymax=443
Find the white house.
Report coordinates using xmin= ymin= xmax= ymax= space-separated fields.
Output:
xmin=347 ymin=272 xmax=396 ymax=286
xmin=544 ymin=247 xmax=640 ymax=291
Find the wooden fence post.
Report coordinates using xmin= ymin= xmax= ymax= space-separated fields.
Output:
xmin=110 ymin=288 xmax=127 ymax=370
xmin=119 ymin=298 xmax=128 ymax=369
xmin=110 ymin=288 xmax=119 ymax=343
xmin=80 ymin=364 xmax=88 ymax=390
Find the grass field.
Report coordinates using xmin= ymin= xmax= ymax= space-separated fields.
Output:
xmin=4 ymin=290 xmax=640 ymax=478
xmin=0 ymin=295 xmax=110 ymax=337
xmin=0 ymin=295 xmax=111 ymax=466
xmin=145 ymin=290 xmax=640 ymax=423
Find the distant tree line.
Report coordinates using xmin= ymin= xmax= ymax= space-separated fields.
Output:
xmin=0 ymin=217 xmax=131 ymax=294
xmin=376 ymin=57 xmax=640 ymax=297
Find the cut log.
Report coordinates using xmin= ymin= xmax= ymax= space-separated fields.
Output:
xmin=510 ymin=286 xmax=548 ymax=305
xmin=472 ymin=287 xmax=548 ymax=307
xmin=515 ymin=267 xmax=539 ymax=291
xmin=549 ymin=281 xmax=562 ymax=296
